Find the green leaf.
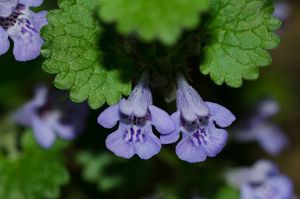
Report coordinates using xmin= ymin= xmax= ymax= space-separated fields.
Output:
xmin=77 ymin=151 xmax=123 ymax=192
xmin=0 ymin=131 xmax=69 ymax=199
xmin=214 ymin=186 xmax=239 ymax=199
xmin=98 ymin=0 xmax=211 ymax=45
xmin=201 ymin=0 xmax=281 ymax=87
xmin=42 ymin=0 xmax=131 ymax=109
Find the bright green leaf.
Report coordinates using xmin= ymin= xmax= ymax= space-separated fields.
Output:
xmin=42 ymin=0 xmax=131 ymax=109
xmin=98 ymin=0 xmax=211 ymax=45
xmin=201 ymin=0 xmax=281 ymax=87
xmin=0 ymin=131 xmax=69 ymax=199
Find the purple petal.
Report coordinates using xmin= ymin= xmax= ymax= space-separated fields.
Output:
xmin=52 ymin=122 xmax=75 ymax=140
xmin=11 ymin=28 xmax=43 ymax=61
xmin=31 ymin=11 xmax=48 ymax=31
xmin=177 ymin=77 xmax=209 ymax=121
xmin=97 ymin=104 xmax=120 ymax=128
xmin=105 ymin=125 xmax=135 ymax=159
xmin=0 ymin=27 xmax=9 ymax=55
xmin=266 ymin=175 xmax=294 ymax=198
xmin=252 ymin=160 xmax=278 ymax=181
xmin=13 ymin=86 xmax=47 ymax=126
xmin=241 ymin=184 xmax=255 ymax=199
xmin=8 ymin=9 xmax=46 ymax=61
xmin=247 ymin=176 xmax=294 ymax=199
xmin=256 ymin=98 xmax=279 ymax=119
xmin=175 ymin=136 xmax=207 ymax=163
xmin=206 ymin=102 xmax=236 ymax=127
xmin=161 ymin=132 xmax=180 ymax=145
xmin=119 ymin=97 xmax=148 ymax=117
xmin=119 ymin=83 xmax=151 ymax=117
xmin=203 ymin=124 xmax=228 ymax=157
xmin=32 ymin=114 xmax=56 ymax=149
xmin=0 ymin=0 xmax=18 ymax=17
xmin=225 ymin=168 xmax=253 ymax=189
xmin=13 ymin=101 xmax=35 ymax=126
xmin=160 ymin=111 xmax=181 ymax=144
xmin=149 ymin=105 xmax=175 ymax=134
xmin=12 ymin=86 xmax=48 ymax=127
xmin=256 ymin=124 xmax=288 ymax=156
xmin=32 ymin=85 xmax=48 ymax=106
xmin=135 ymin=127 xmax=161 ymax=159
xmin=273 ymin=2 xmax=291 ymax=22
xmin=19 ymin=0 xmax=44 ymax=7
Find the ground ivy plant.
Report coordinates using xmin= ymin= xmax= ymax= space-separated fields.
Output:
xmin=38 ymin=0 xmax=280 ymax=163
xmin=0 ymin=0 xmax=284 ymax=198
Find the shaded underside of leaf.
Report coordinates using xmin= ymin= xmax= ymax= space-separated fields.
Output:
xmin=98 ymin=0 xmax=211 ymax=45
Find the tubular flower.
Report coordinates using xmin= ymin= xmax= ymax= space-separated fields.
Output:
xmin=0 ymin=0 xmax=47 ymax=61
xmin=233 ymin=98 xmax=288 ymax=155
xmin=225 ymin=160 xmax=295 ymax=199
xmin=98 ymin=77 xmax=175 ymax=160
xmin=13 ymin=85 xmax=89 ymax=149
xmin=161 ymin=76 xmax=235 ymax=163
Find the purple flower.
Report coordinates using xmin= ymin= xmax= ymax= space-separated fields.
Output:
xmin=98 ymin=78 xmax=175 ymax=160
xmin=273 ymin=1 xmax=291 ymax=34
xmin=233 ymin=98 xmax=289 ymax=155
xmin=14 ymin=85 xmax=88 ymax=149
xmin=273 ymin=1 xmax=291 ymax=23
xmin=161 ymin=76 xmax=235 ymax=163
xmin=0 ymin=0 xmax=18 ymax=17
xmin=0 ymin=0 xmax=47 ymax=61
xmin=225 ymin=160 xmax=295 ymax=199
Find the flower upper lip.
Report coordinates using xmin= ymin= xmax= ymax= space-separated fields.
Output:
xmin=176 ymin=76 xmax=209 ymax=121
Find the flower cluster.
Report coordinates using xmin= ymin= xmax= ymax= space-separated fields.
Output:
xmin=233 ymin=98 xmax=288 ymax=155
xmin=98 ymin=74 xmax=236 ymax=162
xmin=0 ymin=0 xmax=47 ymax=61
xmin=225 ymin=160 xmax=295 ymax=199
xmin=14 ymin=85 xmax=89 ymax=148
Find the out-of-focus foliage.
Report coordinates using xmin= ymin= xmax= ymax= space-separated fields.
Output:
xmin=98 ymin=0 xmax=210 ymax=45
xmin=201 ymin=0 xmax=281 ymax=87
xmin=0 ymin=129 xmax=69 ymax=199
xmin=214 ymin=186 xmax=239 ymax=199
xmin=77 ymin=151 xmax=123 ymax=191
xmin=42 ymin=0 xmax=132 ymax=109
